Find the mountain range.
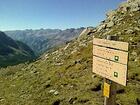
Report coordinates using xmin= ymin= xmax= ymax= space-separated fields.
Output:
xmin=5 ymin=28 xmax=84 ymax=55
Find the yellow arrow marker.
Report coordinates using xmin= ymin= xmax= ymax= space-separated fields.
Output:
xmin=103 ymin=82 xmax=110 ymax=98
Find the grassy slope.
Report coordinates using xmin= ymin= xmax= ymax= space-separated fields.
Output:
xmin=0 ymin=34 xmax=104 ymax=105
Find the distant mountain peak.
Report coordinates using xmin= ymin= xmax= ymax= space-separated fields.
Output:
xmin=5 ymin=28 xmax=85 ymax=55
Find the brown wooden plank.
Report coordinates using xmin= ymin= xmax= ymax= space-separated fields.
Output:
xmin=93 ymin=38 xmax=129 ymax=51
xmin=93 ymin=56 xmax=127 ymax=86
xmin=93 ymin=45 xmax=128 ymax=65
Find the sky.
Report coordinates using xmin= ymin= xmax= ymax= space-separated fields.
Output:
xmin=0 ymin=0 xmax=125 ymax=31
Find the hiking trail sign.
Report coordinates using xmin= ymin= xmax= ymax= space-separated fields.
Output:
xmin=93 ymin=38 xmax=129 ymax=86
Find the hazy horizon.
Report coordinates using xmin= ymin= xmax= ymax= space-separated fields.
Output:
xmin=0 ymin=0 xmax=124 ymax=31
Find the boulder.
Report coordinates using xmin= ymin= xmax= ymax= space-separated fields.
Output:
xmin=125 ymin=29 xmax=134 ymax=34
xmin=119 ymin=2 xmax=130 ymax=12
xmin=106 ymin=10 xmax=116 ymax=17
xmin=106 ymin=10 xmax=116 ymax=20
xmin=130 ymin=2 xmax=140 ymax=12
xmin=49 ymin=89 xmax=55 ymax=93
xmin=49 ymin=90 xmax=59 ymax=95
xmin=134 ymin=27 xmax=140 ymax=31
xmin=63 ymin=43 xmax=70 ymax=50
xmin=71 ymin=48 xmax=78 ymax=54
xmin=54 ymin=91 xmax=59 ymax=95
xmin=0 ymin=97 xmax=4 ymax=102
xmin=131 ymin=51 xmax=137 ymax=56
xmin=79 ymin=27 xmax=95 ymax=37
xmin=134 ymin=57 xmax=139 ymax=62
xmin=97 ymin=24 xmax=106 ymax=32
xmin=106 ymin=21 xmax=115 ymax=28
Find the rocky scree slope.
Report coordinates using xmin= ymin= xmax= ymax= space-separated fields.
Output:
xmin=0 ymin=31 xmax=35 ymax=67
xmin=0 ymin=0 xmax=140 ymax=105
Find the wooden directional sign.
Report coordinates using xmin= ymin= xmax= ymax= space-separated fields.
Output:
xmin=93 ymin=38 xmax=128 ymax=86
xmin=93 ymin=45 xmax=128 ymax=65
xmin=93 ymin=38 xmax=129 ymax=51
xmin=93 ymin=56 xmax=127 ymax=86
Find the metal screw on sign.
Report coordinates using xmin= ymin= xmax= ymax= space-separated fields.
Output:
xmin=114 ymin=56 xmax=119 ymax=61
xmin=114 ymin=72 xmax=118 ymax=78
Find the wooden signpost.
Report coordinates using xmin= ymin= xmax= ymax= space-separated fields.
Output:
xmin=92 ymin=36 xmax=129 ymax=105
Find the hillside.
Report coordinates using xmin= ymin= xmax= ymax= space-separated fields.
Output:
xmin=5 ymin=28 xmax=84 ymax=55
xmin=0 ymin=0 xmax=140 ymax=105
xmin=0 ymin=31 xmax=35 ymax=67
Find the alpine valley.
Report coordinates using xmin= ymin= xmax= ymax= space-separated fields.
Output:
xmin=0 ymin=31 xmax=35 ymax=67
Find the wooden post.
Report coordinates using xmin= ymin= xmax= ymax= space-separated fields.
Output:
xmin=104 ymin=35 xmax=118 ymax=105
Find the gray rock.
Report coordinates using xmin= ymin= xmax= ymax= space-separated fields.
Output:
xmin=63 ymin=43 xmax=70 ymax=50
xmin=131 ymin=51 xmax=137 ymax=56
xmin=97 ymin=24 xmax=106 ymax=32
xmin=49 ymin=90 xmax=59 ymax=95
xmin=116 ymin=18 xmax=123 ymax=22
xmin=92 ymin=74 xmax=97 ymax=78
xmin=54 ymin=62 xmax=63 ymax=66
xmin=129 ymin=37 xmax=134 ymax=41
xmin=54 ymin=91 xmax=59 ymax=95
xmin=45 ymin=54 xmax=49 ymax=59
xmin=106 ymin=10 xmax=116 ymax=19
xmin=106 ymin=10 xmax=116 ymax=16
xmin=102 ymin=29 xmax=112 ymax=36
xmin=125 ymin=29 xmax=134 ymax=34
xmin=135 ymin=57 xmax=139 ymax=62
xmin=78 ymin=27 xmax=95 ymax=40
xmin=119 ymin=0 xmax=140 ymax=12
xmin=69 ymin=97 xmax=77 ymax=104
xmin=117 ymin=32 xmax=122 ymax=35
xmin=49 ymin=89 xmax=55 ymax=93
xmin=0 ymin=97 xmax=4 ymax=102
xmin=130 ymin=2 xmax=140 ymax=12
xmin=119 ymin=2 xmax=130 ymax=12
xmin=79 ymin=43 xmax=87 ymax=47
xmin=106 ymin=21 xmax=115 ymax=28
xmin=134 ymin=27 xmax=140 ymax=31
xmin=71 ymin=48 xmax=78 ymax=54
